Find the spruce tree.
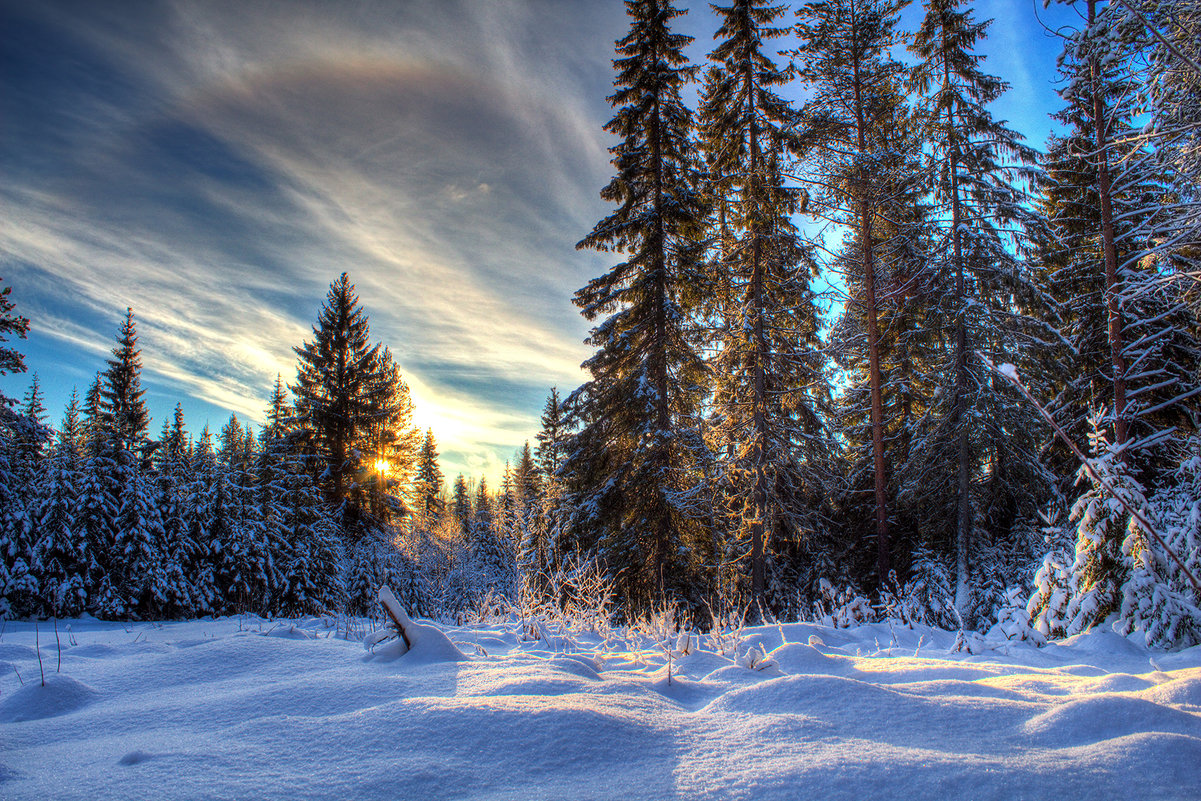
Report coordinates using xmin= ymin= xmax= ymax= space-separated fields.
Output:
xmin=0 ymin=279 xmax=28 ymax=409
xmin=703 ymin=0 xmax=831 ymax=614
xmin=33 ymin=390 xmax=89 ymax=617
xmin=535 ymin=390 xmax=570 ymax=571
xmin=565 ymin=0 xmax=710 ymax=614
xmin=451 ymin=474 xmax=472 ymax=536
xmin=155 ymin=404 xmax=195 ymax=616
xmin=535 ymin=388 xmax=567 ymax=480
xmin=413 ymin=429 xmax=445 ymax=523
xmin=1 ymin=374 xmax=49 ymax=616
xmin=90 ymin=310 xmax=162 ymax=617
xmin=363 ymin=346 xmax=420 ymax=523
xmin=103 ymin=309 xmax=151 ymax=457
xmin=793 ymin=0 xmax=908 ymax=588
xmin=468 ymin=475 xmax=515 ymax=601
xmin=184 ymin=426 xmax=219 ymax=614
xmin=908 ymin=0 xmax=1047 ymax=620
xmin=0 ymin=280 xmax=30 ymax=617
xmin=292 ymin=273 xmax=415 ymax=533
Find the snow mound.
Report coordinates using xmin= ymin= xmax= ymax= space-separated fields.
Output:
xmin=1023 ymin=694 xmax=1201 ymax=746
xmin=0 ymin=674 xmax=99 ymax=722
xmin=767 ymin=642 xmax=855 ymax=675
xmin=0 ymin=644 xmax=40 ymax=661
xmin=702 ymin=673 xmax=898 ymax=716
xmin=367 ymin=585 xmax=467 ymax=665
xmin=367 ymin=621 xmax=467 ymax=664
xmin=1140 ymin=675 xmax=1201 ymax=708
xmin=1071 ymin=672 xmax=1154 ymax=694
xmin=548 ymin=655 xmax=602 ymax=681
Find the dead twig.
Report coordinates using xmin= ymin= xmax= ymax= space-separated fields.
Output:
xmin=35 ymin=622 xmax=45 ymax=687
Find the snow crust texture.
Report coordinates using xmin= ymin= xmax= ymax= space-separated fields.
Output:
xmin=3 ymin=616 xmax=1200 ymax=800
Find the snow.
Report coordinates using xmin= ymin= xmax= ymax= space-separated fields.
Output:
xmin=2 ymin=616 xmax=1200 ymax=800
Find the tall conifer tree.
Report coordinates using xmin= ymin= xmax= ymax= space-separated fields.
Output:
xmin=292 ymin=274 xmax=415 ymax=533
xmin=414 ymin=429 xmax=444 ymax=522
xmin=908 ymin=0 xmax=1046 ymax=618
xmin=564 ymin=0 xmax=709 ymax=612
xmin=703 ymin=0 xmax=829 ymax=613
xmin=793 ymin=0 xmax=908 ymax=587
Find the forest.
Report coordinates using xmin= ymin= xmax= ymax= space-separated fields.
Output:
xmin=1 ymin=0 xmax=1199 ymax=653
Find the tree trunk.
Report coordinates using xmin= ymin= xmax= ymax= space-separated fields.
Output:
xmin=945 ymin=56 xmax=972 ymax=618
xmin=651 ymin=90 xmax=670 ymax=597
xmin=1088 ymin=0 xmax=1129 ymax=455
xmin=747 ymin=61 xmax=768 ymax=615
xmin=851 ymin=13 xmax=890 ymax=586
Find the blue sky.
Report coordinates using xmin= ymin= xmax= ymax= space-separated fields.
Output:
xmin=0 ymin=0 xmax=1080 ymax=482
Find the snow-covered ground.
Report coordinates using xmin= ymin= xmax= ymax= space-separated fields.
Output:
xmin=3 ymin=613 xmax=1200 ymax=800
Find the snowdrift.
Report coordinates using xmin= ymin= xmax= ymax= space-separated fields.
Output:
xmin=2 ymin=615 xmax=1199 ymax=800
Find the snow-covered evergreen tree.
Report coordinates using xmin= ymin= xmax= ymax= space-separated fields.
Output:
xmin=413 ymin=429 xmax=444 ymax=524
xmin=564 ymin=0 xmax=710 ymax=615
xmin=905 ymin=0 xmax=1049 ymax=623
xmin=703 ymin=0 xmax=831 ymax=615
xmin=154 ymin=404 xmax=195 ymax=616
xmin=450 ymin=474 xmax=472 ymax=537
xmin=292 ymin=274 xmax=418 ymax=533
xmin=793 ymin=0 xmax=909 ymax=587
xmin=32 ymin=391 xmax=89 ymax=617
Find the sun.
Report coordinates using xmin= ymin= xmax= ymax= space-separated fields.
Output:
xmin=373 ymin=458 xmax=390 ymax=475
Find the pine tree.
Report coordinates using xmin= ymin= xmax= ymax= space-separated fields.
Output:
xmin=0 ymin=430 xmax=35 ymax=618
xmin=703 ymin=0 xmax=831 ymax=613
xmin=88 ymin=310 xmax=162 ymax=618
xmin=15 ymin=374 xmax=50 ymax=471
xmin=103 ymin=309 xmax=151 ymax=457
xmin=413 ymin=429 xmax=445 ymax=523
xmin=1031 ymin=3 xmax=1200 ymax=488
xmin=536 ymin=388 xmax=567 ymax=480
xmin=513 ymin=442 xmax=546 ymax=584
xmin=183 ymin=426 xmax=219 ymax=614
xmin=467 ymin=476 xmax=516 ymax=602
xmin=1 ymin=374 xmax=50 ymax=616
xmin=907 ymin=0 xmax=1048 ymax=621
xmin=0 ymin=279 xmax=29 ymax=410
xmin=292 ymin=273 xmax=415 ymax=533
xmin=1066 ymin=422 xmax=1141 ymax=634
xmin=363 ymin=346 xmax=420 ymax=523
xmin=0 ymin=280 xmax=31 ymax=617
xmin=451 ymin=474 xmax=472 ymax=536
xmin=535 ymin=389 xmax=570 ymax=571
xmin=793 ymin=0 xmax=908 ymax=587
xmin=32 ymin=391 xmax=89 ymax=617
xmin=154 ymin=404 xmax=195 ymax=616
xmin=565 ymin=0 xmax=710 ymax=614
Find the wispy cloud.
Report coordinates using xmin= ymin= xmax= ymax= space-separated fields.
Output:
xmin=0 ymin=0 xmax=625 ymax=479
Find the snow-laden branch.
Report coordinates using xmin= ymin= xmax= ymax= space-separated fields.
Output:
xmin=978 ymin=352 xmax=1201 ymax=595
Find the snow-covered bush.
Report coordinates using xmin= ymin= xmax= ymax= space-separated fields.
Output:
xmin=1027 ymin=427 xmax=1201 ymax=649
xmin=1118 ymin=441 xmax=1201 ymax=648
xmin=897 ymin=551 xmax=959 ymax=630
xmin=991 ymin=585 xmax=1045 ymax=644
xmin=815 ymin=578 xmax=876 ymax=628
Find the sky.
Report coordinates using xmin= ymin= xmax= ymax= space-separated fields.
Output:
xmin=0 ymin=0 xmax=1082 ymax=483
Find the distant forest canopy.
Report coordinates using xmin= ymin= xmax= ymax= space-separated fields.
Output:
xmin=1 ymin=0 xmax=1199 ymax=647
